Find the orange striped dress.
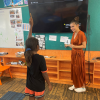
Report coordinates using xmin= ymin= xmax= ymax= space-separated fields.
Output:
xmin=71 ymin=30 xmax=87 ymax=88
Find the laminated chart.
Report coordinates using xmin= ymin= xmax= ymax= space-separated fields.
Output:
xmin=22 ymin=23 xmax=30 ymax=31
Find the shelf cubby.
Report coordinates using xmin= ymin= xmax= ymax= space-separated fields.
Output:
xmin=94 ymin=71 xmax=100 ymax=78
xmin=85 ymin=63 xmax=94 ymax=73
xmin=94 ymin=63 xmax=100 ymax=71
xmin=48 ymin=73 xmax=58 ymax=80
xmin=94 ymin=78 xmax=100 ymax=85
xmin=47 ymin=67 xmax=57 ymax=74
xmin=59 ymin=71 xmax=71 ymax=81
xmin=46 ymin=60 xmax=57 ymax=67
xmin=59 ymin=61 xmax=71 ymax=71
xmin=4 ymin=57 xmax=26 ymax=66
xmin=86 ymin=74 xmax=93 ymax=83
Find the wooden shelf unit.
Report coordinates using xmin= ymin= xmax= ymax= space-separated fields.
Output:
xmin=0 ymin=49 xmax=100 ymax=88
xmin=0 ymin=57 xmax=27 ymax=79
xmin=46 ymin=60 xmax=58 ymax=80
xmin=0 ymin=56 xmax=98 ymax=86
xmin=94 ymin=63 xmax=100 ymax=85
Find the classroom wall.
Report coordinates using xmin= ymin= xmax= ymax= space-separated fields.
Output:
xmin=0 ymin=0 xmax=100 ymax=51
xmin=88 ymin=0 xmax=100 ymax=51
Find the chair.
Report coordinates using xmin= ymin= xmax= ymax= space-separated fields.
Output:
xmin=0 ymin=60 xmax=12 ymax=85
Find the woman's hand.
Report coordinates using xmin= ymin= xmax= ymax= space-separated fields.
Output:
xmin=68 ymin=44 xmax=74 ymax=48
xmin=65 ymin=44 xmax=69 ymax=48
xmin=29 ymin=13 xmax=34 ymax=27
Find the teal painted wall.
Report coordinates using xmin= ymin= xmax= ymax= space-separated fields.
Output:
xmin=0 ymin=0 xmax=4 ymax=8
xmin=0 ymin=0 xmax=100 ymax=51
xmin=88 ymin=0 xmax=100 ymax=51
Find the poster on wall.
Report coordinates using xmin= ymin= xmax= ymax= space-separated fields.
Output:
xmin=35 ymin=35 xmax=45 ymax=50
xmin=13 ymin=0 xmax=23 ymax=5
xmin=22 ymin=23 xmax=30 ymax=31
xmin=60 ymin=36 xmax=68 ymax=42
xmin=10 ymin=20 xmax=16 ymax=28
xmin=16 ymin=42 xmax=24 ymax=46
xmin=14 ymin=28 xmax=24 ymax=42
xmin=3 ymin=0 xmax=12 ymax=7
xmin=49 ymin=35 xmax=57 ymax=41
xmin=9 ymin=8 xmax=24 ymax=47
xmin=24 ymin=0 xmax=28 ymax=4
xmin=9 ymin=8 xmax=22 ymax=29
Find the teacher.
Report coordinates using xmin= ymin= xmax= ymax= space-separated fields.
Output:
xmin=65 ymin=17 xmax=87 ymax=93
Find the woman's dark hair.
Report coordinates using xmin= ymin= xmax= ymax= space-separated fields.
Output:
xmin=70 ymin=16 xmax=79 ymax=24
xmin=24 ymin=37 xmax=39 ymax=66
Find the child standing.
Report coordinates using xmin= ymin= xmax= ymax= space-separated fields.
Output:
xmin=24 ymin=15 xmax=52 ymax=100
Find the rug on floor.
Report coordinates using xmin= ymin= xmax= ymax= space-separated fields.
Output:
xmin=0 ymin=91 xmax=25 ymax=100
